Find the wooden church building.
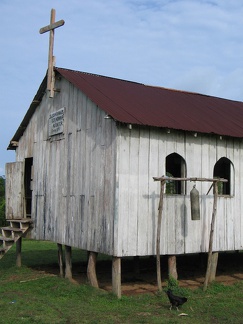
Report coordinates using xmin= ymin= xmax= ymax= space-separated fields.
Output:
xmin=4 ymin=66 xmax=243 ymax=296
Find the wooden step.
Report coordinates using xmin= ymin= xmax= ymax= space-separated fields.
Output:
xmin=0 ymin=235 xmax=14 ymax=242
xmin=1 ymin=227 xmax=24 ymax=233
xmin=6 ymin=219 xmax=32 ymax=224
xmin=0 ymin=219 xmax=33 ymax=261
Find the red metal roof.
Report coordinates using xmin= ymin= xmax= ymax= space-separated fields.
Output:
xmin=56 ymin=67 xmax=243 ymax=138
xmin=8 ymin=67 xmax=243 ymax=150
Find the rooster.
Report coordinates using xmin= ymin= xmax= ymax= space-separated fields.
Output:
xmin=166 ymin=289 xmax=187 ymax=311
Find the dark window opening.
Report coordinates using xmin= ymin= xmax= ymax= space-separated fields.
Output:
xmin=213 ymin=157 xmax=232 ymax=195
xmin=166 ymin=153 xmax=186 ymax=194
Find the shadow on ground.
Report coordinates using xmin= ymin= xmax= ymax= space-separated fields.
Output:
xmin=30 ymin=251 xmax=243 ymax=295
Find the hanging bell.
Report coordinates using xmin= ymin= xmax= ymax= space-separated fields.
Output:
xmin=190 ymin=185 xmax=200 ymax=220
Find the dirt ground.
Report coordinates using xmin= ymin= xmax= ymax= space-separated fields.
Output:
xmin=33 ymin=251 xmax=243 ymax=295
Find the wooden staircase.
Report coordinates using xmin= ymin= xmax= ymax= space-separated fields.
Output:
xmin=0 ymin=219 xmax=32 ymax=260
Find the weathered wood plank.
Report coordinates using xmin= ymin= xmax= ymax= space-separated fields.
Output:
xmin=16 ymin=237 xmax=22 ymax=267
xmin=5 ymin=162 xmax=24 ymax=219
xmin=65 ymin=245 xmax=72 ymax=280
xmin=112 ymin=257 xmax=121 ymax=298
xmin=87 ymin=251 xmax=99 ymax=288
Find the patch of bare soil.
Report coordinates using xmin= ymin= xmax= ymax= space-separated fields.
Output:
xmin=32 ymin=252 xmax=243 ymax=296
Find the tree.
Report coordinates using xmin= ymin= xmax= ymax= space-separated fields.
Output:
xmin=0 ymin=176 xmax=6 ymax=226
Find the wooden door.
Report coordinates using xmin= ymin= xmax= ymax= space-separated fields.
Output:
xmin=5 ymin=162 xmax=24 ymax=219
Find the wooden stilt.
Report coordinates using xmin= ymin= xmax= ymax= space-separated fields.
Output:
xmin=168 ymin=255 xmax=178 ymax=280
xmin=208 ymin=252 xmax=218 ymax=283
xmin=156 ymin=180 xmax=166 ymax=292
xmin=57 ymin=243 xmax=64 ymax=277
xmin=87 ymin=251 xmax=99 ymax=288
xmin=16 ymin=237 xmax=22 ymax=267
xmin=65 ymin=245 xmax=72 ymax=280
xmin=112 ymin=257 xmax=121 ymax=298
xmin=203 ymin=182 xmax=218 ymax=291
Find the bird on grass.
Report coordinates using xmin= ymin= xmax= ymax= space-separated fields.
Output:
xmin=166 ymin=289 xmax=187 ymax=311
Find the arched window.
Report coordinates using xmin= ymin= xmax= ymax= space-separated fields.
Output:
xmin=213 ymin=157 xmax=233 ymax=196
xmin=165 ymin=153 xmax=186 ymax=194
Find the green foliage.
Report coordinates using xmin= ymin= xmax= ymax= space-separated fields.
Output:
xmin=165 ymin=172 xmax=176 ymax=194
xmin=0 ymin=175 xmax=6 ymax=226
xmin=167 ymin=275 xmax=179 ymax=289
xmin=165 ymin=275 xmax=188 ymax=297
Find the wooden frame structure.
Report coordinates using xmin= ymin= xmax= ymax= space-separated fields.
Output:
xmin=153 ymin=176 xmax=228 ymax=291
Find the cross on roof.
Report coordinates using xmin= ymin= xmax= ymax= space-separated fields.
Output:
xmin=39 ymin=9 xmax=65 ymax=98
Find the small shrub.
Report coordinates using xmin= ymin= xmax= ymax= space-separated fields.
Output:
xmin=167 ymin=275 xmax=178 ymax=290
xmin=165 ymin=275 xmax=188 ymax=296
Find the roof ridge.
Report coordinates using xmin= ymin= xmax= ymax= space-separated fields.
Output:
xmin=55 ymin=66 xmax=146 ymax=87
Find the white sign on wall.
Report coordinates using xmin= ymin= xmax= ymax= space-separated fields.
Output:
xmin=48 ymin=108 xmax=65 ymax=136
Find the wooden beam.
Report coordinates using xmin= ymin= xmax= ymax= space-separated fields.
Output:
xmin=39 ymin=19 xmax=65 ymax=34
xmin=203 ymin=182 xmax=218 ymax=291
xmin=87 ymin=251 xmax=99 ymax=288
xmin=57 ymin=243 xmax=64 ymax=277
xmin=39 ymin=9 xmax=65 ymax=98
xmin=16 ymin=237 xmax=22 ymax=267
xmin=10 ymin=141 xmax=18 ymax=147
xmin=112 ymin=257 xmax=121 ymax=298
xmin=153 ymin=176 xmax=228 ymax=182
xmin=156 ymin=180 xmax=166 ymax=292
xmin=208 ymin=252 xmax=219 ymax=283
xmin=65 ymin=245 xmax=72 ymax=280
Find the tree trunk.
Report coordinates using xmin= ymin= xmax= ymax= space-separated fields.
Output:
xmin=168 ymin=255 xmax=178 ymax=280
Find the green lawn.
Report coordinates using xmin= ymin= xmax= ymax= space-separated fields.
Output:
xmin=0 ymin=240 xmax=242 ymax=323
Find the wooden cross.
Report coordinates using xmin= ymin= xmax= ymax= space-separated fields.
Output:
xmin=39 ymin=9 xmax=65 ymax=98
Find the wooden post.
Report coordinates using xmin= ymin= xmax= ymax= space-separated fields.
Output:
xmin=168 ymin=255 xmax=178 ymax=280
xmin=65 ymin=245 xmax=72 ymax=280
xmin=57 ymin=243 xmax=64 ymax=277
xmin=203 ymin=182 xmax=218 ymax=291
xmin=112 ymin=257 xmax=121 ymax=298
xmin=156 ymin=180 xmax=166 ymax=292
xmin=208 ymin=252 xmax=219 ymax=283
xmin=16 ymin=237 xmax=22 ymax=267
xmin=87 ymin=251 xmax=99 ymax=288
xmin=39 ymin=9 xmax=65 ymax=98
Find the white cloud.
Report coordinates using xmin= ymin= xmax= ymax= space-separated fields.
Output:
xmin=1 ymin=0 xmax=243 ymax=173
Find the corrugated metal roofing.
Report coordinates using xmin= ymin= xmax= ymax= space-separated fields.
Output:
xmin=8 ymin=67 xmax=243 ymax=150
xmin=56 ymin=67 xmax=243 ymax=138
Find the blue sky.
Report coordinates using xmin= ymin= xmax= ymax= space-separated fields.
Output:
xmin=1 ymin=0 xmax=243 ymax=174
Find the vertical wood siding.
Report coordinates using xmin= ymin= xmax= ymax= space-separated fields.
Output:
xmin=15 ymin=78 xmax=117 ymax=255
xmin=5 ymin=162 xmax=24 ymax=219
xmin=13 ymin=77 xmax=243 ymax=257
xmin=115 ymin=126 xmax=243 ymax=256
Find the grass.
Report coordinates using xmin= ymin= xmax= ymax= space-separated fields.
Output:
xmin=0 ymin=240 xmax=243 ymax=323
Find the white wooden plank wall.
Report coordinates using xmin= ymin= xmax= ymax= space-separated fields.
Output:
xmin=13 ymin=76 xmax=243 ymax=257
xmin=16 ymin=78 xmax=117 ymax=255
xmin=116 ymin=128 xmax=243 ymax=256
